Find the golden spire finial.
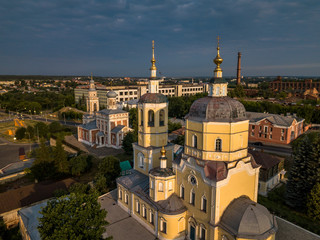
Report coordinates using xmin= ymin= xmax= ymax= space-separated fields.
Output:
xmin=150 ymin=40 xmax=157 ymax=72
xmin=214 ymin=36 xmax=223 ymax=71
xmin=161 ymin=146 xmax=166 ymax=157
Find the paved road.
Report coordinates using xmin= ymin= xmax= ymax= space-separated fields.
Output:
xmin=0 ymin=138 xmax=38 ymax=169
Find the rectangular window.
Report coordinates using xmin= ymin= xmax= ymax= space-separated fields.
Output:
xmin=143 ymin=206 xmax=147 ymax=219
xmin=259 ymin=133 xmax=262 ymax=138
xmin=264 ymin=126 xmax=268 ymax=132
xmin=202 ymin=197 xmax=207 ymax=213
xmin=281 ymin=136 xmax=285 ymax=141
xmin=270 ymin=127 xmax=273 ymax=132
xmin=281 ymin=129 xmax=285 ymax=134
xmin=125 ymin=194 xmax=128 ymax=204
xmin=161 ymin=221 xmax=167 ymax=234
xmin=191 ymin=192 xmax=195 ymax=206
xmin=264 ymin=134 xmax=267 ymax=138
xmin=136 ymin=201 xmax=140 ymax=214
xmin=181 ymin=186 xmax=185 ymax=200
xmin=259 ymin=126 xmax=262 ymax=131
xmin=252 ymin=125 xmax=255 ymax=130
xmin=150 ymin=212 xmax=154 ymax=225
xmin=269 ymin=134 xmax=272 ymax=139
xmin=118 ymin=189 xmax=122 ymax=200
xmin=251 ymin=131 xmax=254 ymax=136
xmin=150 ymin=180 xmax=154 ymax=189
xmin=200 ymin=227 xmax=206 ymax=240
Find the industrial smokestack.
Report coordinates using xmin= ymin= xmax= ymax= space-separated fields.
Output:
xmin=237 ymin=52 xmax=241 ymax=86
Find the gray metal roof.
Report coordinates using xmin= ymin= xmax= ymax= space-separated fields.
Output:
xmin=186 ymin=96 xmax=247 ymax=122
xmin=111 ymin=125 xmax=125 ymax=133
xmin=98 ymin=109 xmax=127 ymax=115
xmin=96 ymin=131 xmax=105 ymax=137
xmin=219 ymin=196 xmax=277 ymax=239
xmin=246 ymin=111 xmax=304 ymax=127
xmin=157 ymin=194 xmax=187 ymax=215
xmin=117 ymin=170 xmax=149 ymax=191
xmin=18 ymin=200 xmax=48 ymax=240
xmin=79 ymin=120 xmax=97 ymax=130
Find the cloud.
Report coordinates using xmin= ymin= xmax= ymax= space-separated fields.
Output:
xmin=0 ymin=0 xmax=319 ymax=76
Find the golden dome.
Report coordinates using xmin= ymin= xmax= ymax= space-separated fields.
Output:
xmin=160 ymin=146 xmax=166 ymax=157
xmin=214 ymin=47 xmax=223 ymax=66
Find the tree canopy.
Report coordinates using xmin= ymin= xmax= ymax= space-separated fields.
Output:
xmin=38 ymin=191 xmax=108 ymax=240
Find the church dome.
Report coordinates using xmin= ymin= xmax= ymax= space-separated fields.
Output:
xmin=187 ymin=96 xmax=246 ymax=122
xmin=138 ymin=93 xmax=168 ymax=104
xmin=219 ymin=196 xmax=277 ymax=239
xmin=107 ymin=91 xmax=117 ymax=98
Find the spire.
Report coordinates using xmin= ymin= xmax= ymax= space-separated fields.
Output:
xmin=160 ymin=146 xmax=167 ymax=169
xmin=213 ymin=36 xmax=223 ymax=79
xmin=89 ymin=72 xmax=95 ymax=90
xmin=150 ymin=40 xmax=157 ymax=78
xmin=208 ymin=36 xmax=228 ymax=97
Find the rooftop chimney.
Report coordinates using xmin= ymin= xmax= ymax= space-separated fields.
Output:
xmin=237 ymin=52 xmax=241 ymax=86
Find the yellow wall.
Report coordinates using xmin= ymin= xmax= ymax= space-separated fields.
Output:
xmin=149 ymin=175 xmax=175 ymax=201
xmin=138 ymin=102 xmax=168 ymax=148
xmin=158 ymin=212 xmax=186 ymax=240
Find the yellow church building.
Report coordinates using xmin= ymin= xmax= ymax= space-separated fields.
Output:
xmin=116 ymin=40 xmax=277 ymax=240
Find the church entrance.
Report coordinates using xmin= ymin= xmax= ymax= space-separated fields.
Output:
xmin=190 ymin=226 xmax=195 ymax=240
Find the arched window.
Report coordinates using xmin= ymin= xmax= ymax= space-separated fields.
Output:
xmin=200 ymin=225 xmax=206 ymax=240
xmin=159 ymin=182 xmax=163 ymax=192
xmin=222 ymin=86 xmax=226 ymax=95
xmin=148 ymin=110 xmax=154 ymax=127
xmin=138 ymin=152 xmax=144 ymax=169
xmin=192 ymin=135 xmax=197 ymax=148
xmin=215 ymin=138 xmax=222 ymax=152
xmin=159 ymin=109 xmax=165 ymax=126
xmin=168 ymin=181 xmax=173 ymax=191
xmin=94 ymin=103 xmax=97 ymax=112
xmin=140 ymin=109 xmax=143 ymax=126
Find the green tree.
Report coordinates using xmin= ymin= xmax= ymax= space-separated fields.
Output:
xmin=97 ymin=156 xmax=121 ymax=190
xmin=49 ymin=121 xmax=62 ymax=133
xmin=38 ymin=191 xmax=109 ymax=240
xmin=26 ymin=125 xmax=34 ymax=139
xmin=69 ymin=155 xmax=89 ymax=176
xmin=34 ymin=122 xmax=49 ymax=139
xmin=94 ymin=174 xmax=108 ymax=193
xmin=168 ymin=120 xmax=182 ymax=133
xmin=15 ymin=127 xmax=26 ymax=140
xmin=35 ymin=138 xmax=53 ymax=164
xmin=122 ymin=131 xmax=137 ymax=155
xmin=54 ymin=138 xmax=69 ymax=174
xmin=30 ymin=161 xmax=56 ymax=181
xmin=286 ymin=135 xmax=320 ymax=208
xmin=129 ymin=108 xmax=138 ymax=133
xmin=172 ymin=135 xmax=185 ymax=145
xmin=307 ymin=183 xmax=320 ymax=221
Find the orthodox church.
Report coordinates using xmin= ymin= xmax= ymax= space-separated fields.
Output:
xmin=77 ymin=76 xmax=129 ymax=149
xmin=116 ymin=40 xmax=278 ymax=240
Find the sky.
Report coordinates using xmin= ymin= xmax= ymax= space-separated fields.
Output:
xmin=0 ymin=0 xmax=319 ymax=77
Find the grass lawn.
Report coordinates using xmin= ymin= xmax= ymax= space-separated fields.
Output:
xmin=258 ymin=184 xmax=320 ymax=235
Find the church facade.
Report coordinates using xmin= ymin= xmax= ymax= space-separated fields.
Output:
xmin=77 ymin=77 xmax=129 ymax=149
xmin=116 ymin=41 xmax=277 ymax=240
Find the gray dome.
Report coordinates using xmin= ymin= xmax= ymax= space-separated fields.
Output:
xmin=187 ymin=96 xmax=246 ymax=122
xmin=219 ymin=196 xmax=277 ymax=239
xmin=107 ymin=91 xmax=117 ymax=98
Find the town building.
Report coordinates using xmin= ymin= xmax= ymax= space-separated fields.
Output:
xmin=270 ymin=76 xmax=320 ymax=92
xmin=77 ymin=78 xmax=129 ymax=149
xmin=74 ymin=82 xmax=209 ymax=107
xmin=249 ymin=150 xmax=285 ymax=196
xmin=116 ymin=40 xmax=277 ymax=240
xmin=247 ymin=112 xmax=305 ymax=145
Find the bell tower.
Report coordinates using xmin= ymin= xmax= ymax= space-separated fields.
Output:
xmin=133 ymin=41 xmax=173 ymax=176
xmin=86 ymin=74 xmax=99 ymax=114
xmin=208 ymin=36 xmax=228 ymax=97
